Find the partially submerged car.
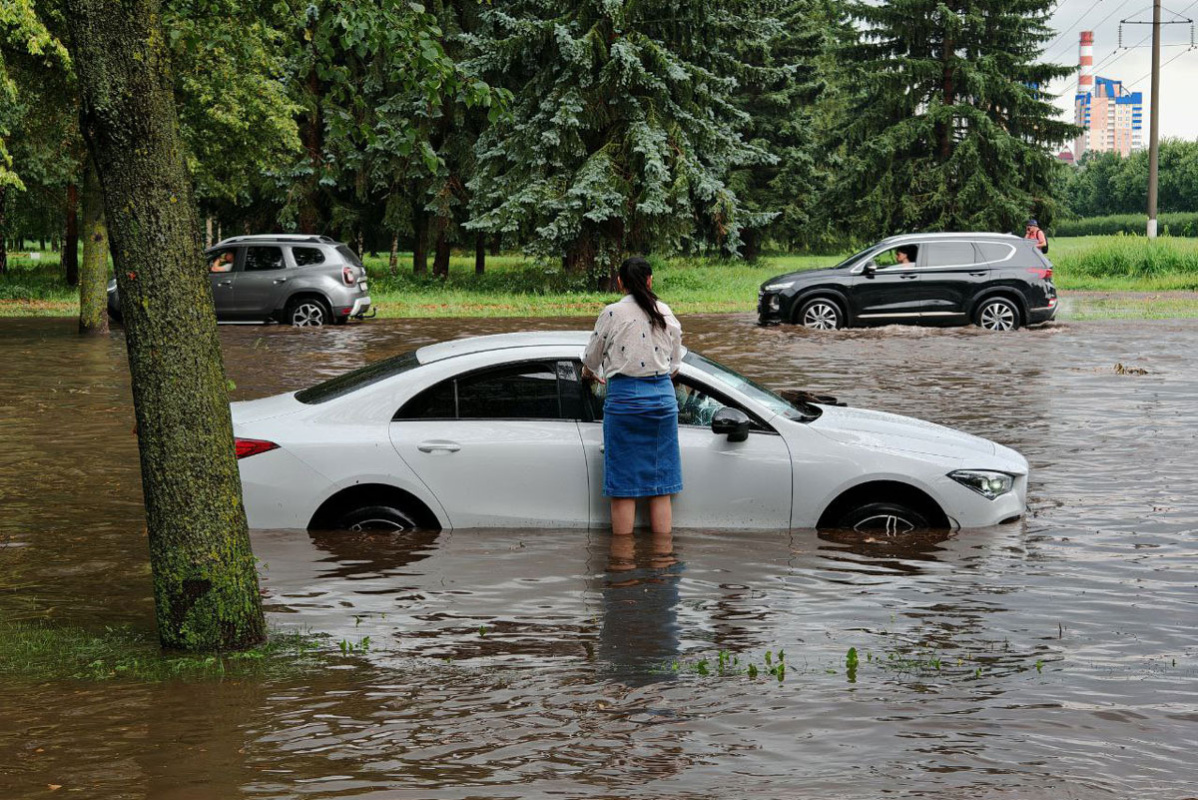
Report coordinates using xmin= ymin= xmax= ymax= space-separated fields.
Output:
xmin=108 ymin=234 xmax=372 ymax=327
xmin=231 ymin=332 xmax=1029 ymax=533
xmin=758 ymin=232 xmax=1057 ymax=331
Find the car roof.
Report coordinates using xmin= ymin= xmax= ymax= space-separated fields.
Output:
xmin=876 ymin=232 xmax=1025 ymax=246
xmin=211 ymin=234 xmax=339 ymax=248
xmin=416 ymin=332 xmax=595 ymax=364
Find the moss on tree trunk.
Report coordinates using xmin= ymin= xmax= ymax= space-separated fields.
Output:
xmin=78 ymin=156 xmax=109 ymax=336
xmin=65 ymin=0 xmax=266 ymax=650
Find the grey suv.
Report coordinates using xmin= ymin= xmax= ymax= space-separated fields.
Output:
xmin=107 ymin=234 xmax=373 ymax=326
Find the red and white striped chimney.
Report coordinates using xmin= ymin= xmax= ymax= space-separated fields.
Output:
xmin=1079 ymin=31 xmax=1094 ymax=92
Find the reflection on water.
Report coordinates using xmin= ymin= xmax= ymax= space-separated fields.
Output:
xmin=2 ymin=316 xmax=1198 ymax=798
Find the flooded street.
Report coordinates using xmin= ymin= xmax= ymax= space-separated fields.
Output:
xmin=2 ymin=315 xmax=1197 ymax=798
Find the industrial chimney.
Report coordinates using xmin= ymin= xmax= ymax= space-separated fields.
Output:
xmin=1079 ymin=31 xmax=1094 ymax=91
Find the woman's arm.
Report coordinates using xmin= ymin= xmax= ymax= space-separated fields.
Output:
xmin=581 ymin=310 xmax=609 ymax=375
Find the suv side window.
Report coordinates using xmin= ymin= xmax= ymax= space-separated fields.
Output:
xmin=244 ymin=246 xmax=285 ymax=271
xmin=395 ymin=362 xmax=572 ymax=421
xmin=291 ymin=246 xmax=326 ymax=267
xmin=976 ymin=242 xmax=1015 ymax=263
xmin=923 ymin=242 xmax=979 ymax=267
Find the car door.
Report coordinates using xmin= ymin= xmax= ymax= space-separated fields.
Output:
xmin=577 ymin=367 xmax=792 ymax=529
xmin=848 ymin=244 xmax=927 ymax=321
xmin=234 ymin=245 xmax=289 ymax=318
xmin=918 ymin=241 xmax=987 ymax=319
xmin=206 ymin=246 xmax=240 ymax=316
xmin=389 ymin=360 xmax=591 ymax=528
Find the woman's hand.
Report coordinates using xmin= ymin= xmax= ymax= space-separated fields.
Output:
xmin=581 ymin=366 xmax=606 ymax=384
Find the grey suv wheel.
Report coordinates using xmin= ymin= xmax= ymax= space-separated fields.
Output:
xmin=287 ymin=296 xmax=331 ymax=327
xmin=975 ymin=297 xmax=1020 ymax=332
xmin=797 ymin=298 xmax=843 ymax=330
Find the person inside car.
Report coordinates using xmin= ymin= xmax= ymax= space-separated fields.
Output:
xmin=209 ymin=251 xmax=234 ymax=273
xmin=894 ymin=244 xmax=918 ymax=267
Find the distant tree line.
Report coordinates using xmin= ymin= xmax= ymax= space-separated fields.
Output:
xmin=4 ymin=0 xmax=1077 ymax=283
xmin=1060 ymin=140 xmax=1198 ymax=219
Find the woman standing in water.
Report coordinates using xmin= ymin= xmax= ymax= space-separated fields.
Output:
xmin=581 ymin=257 xmax=683 ymax=535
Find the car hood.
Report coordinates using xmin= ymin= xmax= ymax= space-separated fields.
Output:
xmin=808 ymin=405 xmax=1027 ymax=471
xmin=762 ymin=266 xmax=845 ymax=288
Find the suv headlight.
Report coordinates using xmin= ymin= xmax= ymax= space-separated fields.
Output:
xmin=763 ymin=280 xmax=795 ymax=292
xmin=949 ymin=470 xmax=1014 ymax=500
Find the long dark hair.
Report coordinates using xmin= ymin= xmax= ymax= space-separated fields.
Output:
xmin=619 ymin=256 xmax=665 ymax=329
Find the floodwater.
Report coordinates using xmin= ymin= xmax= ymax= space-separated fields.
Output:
xmin=2 ymin=315 xmax=1197 ymax=799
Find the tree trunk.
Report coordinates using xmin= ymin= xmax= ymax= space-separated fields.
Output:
xmin=489 ymin=235 xmax=500 ymax=257
xmin=298 ymin=52 xmax=322 ymax=234
xmin=940 ymin=28 xmax=956 ymax=163
xmin=65 ymin=0 xmax=266 ymax=651
xmin=388 ymin=232 xmax=398 ymax=275
xmin=0 ymin=186 xmax=8 ymax=275
xmin=742 ymin=227 xmax=760 ymax=262
xmin=79 ymin=156 xmax=110 ymax=335
xmin=432 ymin=228 xmax=450 ymax=278
xmin=412 ymin=204 xmax=427 ymax=275
xmin=474 ymin=232 xmax=485 ymax=275
xmin=63 ymin=182 xmax=80 ymax=286
xmin=205 ymin=215 xmax=213 ymax=248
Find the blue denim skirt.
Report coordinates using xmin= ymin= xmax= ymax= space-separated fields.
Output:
xmin=603 ymin=374 xmax=683 ymax=498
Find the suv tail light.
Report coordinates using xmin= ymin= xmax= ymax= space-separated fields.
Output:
xmin=235 ymin=438 xmax=279 ymax=459
xmin=1027 ymin=267 xmax=1052 ymax=281
xmin=341 ymin=266 xmax=356 ymax=286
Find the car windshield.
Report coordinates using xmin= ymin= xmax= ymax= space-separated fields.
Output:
xmin=683 ymin=352 xmax=819 ymax=422
xmin=827 ymin=246 xmax=875 ymax=270
xmin=295 ymin=351 xmax=420 ymax=404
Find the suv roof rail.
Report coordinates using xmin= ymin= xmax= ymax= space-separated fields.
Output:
xmin=215 ymin=234 xmax=339 ymax=246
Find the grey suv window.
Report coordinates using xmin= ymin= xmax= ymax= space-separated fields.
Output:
xmin=291 ymin=246 xmax=326 ymax=266
xmin=244 ymin=246 xmax=285 ymax=271
xmin=335 ymin=245 xmax=363 ymax=268
xmin=924 ymin=242 xmax=978 ymax=267
xmin=976 ymin=242 xmax=1016 ymax=263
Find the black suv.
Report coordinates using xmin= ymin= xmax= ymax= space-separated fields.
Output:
xmin=758 ymin=233 xmax=1057 ymax=331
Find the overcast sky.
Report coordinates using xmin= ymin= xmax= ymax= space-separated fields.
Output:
xmin=1044 ymin=0 xmax=1198 ymax=142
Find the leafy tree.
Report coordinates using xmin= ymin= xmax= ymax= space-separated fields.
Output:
xmin=826 ymin=0 xmax=1077 ymax=238
xmin=1063 ymin=140 xmax=1198 ymax=217
xmin=466 ymin=0 xmax=773 ymax=277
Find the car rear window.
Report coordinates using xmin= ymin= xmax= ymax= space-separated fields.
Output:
xmin=295 ymin=351 xmax=420 ymax=404
xmin=292 ymin=246 xmax=326 ymax=266
xmin=335 ymin=245 xmax=364 ymax=268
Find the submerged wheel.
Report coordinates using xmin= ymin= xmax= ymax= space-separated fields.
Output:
xmin=797 ymin=298 xmax=844 ymax=330
xmin=975 ymin=297 xmax=1020 ymax=332
xmin=835 ymin=502 xmax=930 ymax=535
xmin=334 ymin=504 xmax=421 ymax=532
xmin=287 ymin=297 xmax=331 ymax=327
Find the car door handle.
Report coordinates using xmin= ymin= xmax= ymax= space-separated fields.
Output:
xmin=217 ymin=280 xmax=233 ymax=287
xmin=417 ymin=440 xmax=461 ymax=453
xmin=969 ymin=272 xmax=987 ymax=277
xmin=900 ymin=274 xmax=918 ymax=280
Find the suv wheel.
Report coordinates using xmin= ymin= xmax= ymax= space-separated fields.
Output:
xmin=836 ymin=502 xmax=930 ymax=534
xmin=335 ymin=504 xmax=422 ymax=532
xmin=975 ymin=297 xmax=1020 ymax=332
xmin=797 ymin=298 xmax=843 ymax=330
xmin=287 ymin=297 xmax=331 ymax=327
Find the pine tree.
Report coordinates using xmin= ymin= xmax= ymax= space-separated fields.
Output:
xmin=826 ymin=0 xmax=1077 ymax=238
xmin=466 ymin=0 xmax=772 ymax=277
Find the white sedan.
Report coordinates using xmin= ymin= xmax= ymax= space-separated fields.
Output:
xmin=232 ymin=332 xmax=1028 ymax=533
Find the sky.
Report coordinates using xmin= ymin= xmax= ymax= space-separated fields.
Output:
xmin=1043 ymin=0 xmax=1198 ymax=142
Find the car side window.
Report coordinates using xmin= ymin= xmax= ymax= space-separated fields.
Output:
xmin=395 ymin=362 xmax=566 ymax=421
xmin=292 ymin=246 xmax=326 ymax=266
xmin=207 ymin=247 xmax=238 ymax=273
xmin=976 ymin=242 xmax=1015 ymax=263
xmin=244 ymin=246 xmax=285 ymax=271
xmin=580 ymin=367 xmax=767 ymax=431
xmin=872 ymin=245 xmax=919 ymax=270
xmin=923 ymin=242 xmax=979 ymax=267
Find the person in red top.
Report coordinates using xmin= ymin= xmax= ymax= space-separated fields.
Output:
xmin=1025 ymin=219 xmax=1048 ymax=253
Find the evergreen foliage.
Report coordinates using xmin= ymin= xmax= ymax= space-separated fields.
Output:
xmin=826 ymin=0 xmax=1077 ymax=238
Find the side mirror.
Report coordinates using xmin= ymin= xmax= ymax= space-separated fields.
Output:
xmin=862 ymin=261 xmax=877 ymax=275
xmin=711 ymin=407 xmax=750 ymax=442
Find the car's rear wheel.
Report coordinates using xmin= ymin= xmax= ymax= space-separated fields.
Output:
xmin=797 ymin=298 xmax=844 ymax=330
xmin=287 ymin=296 xmax=331 ymax=327
xmin=334 ymin=504 xmax=422 ymax=532
xmin=835 ymin=502 xmax=930 ymax=534
xmin=974 ymin=297 xmax=1021 ymax=332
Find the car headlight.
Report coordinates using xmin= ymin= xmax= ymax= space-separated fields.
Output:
xmin=948 ymin=470 xmax=1014 ymax=500
xmin=764 ymin=281 xmax=795 ymax=292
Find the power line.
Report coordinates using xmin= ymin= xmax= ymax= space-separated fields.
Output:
xmin=1046 ymin=0 xmax=1137 ymax=61
xmin=1127 ymin=45 xmax=1197 ymax=85
xmin=1044 ymin=0 xmax=1109 ymax=57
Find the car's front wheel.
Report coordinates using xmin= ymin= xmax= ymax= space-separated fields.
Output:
xmin=835 ymin=502 xmax=930 ymax=534
xmin=286 ymin=296 xmax=332 ymax=327
xmin=797 ymin=298 xmax=844 ymax=330
xmin=334 ymin=504 xmax=422 ymax=532
xmin=974 ymin=297 xmax=1021 ymax=332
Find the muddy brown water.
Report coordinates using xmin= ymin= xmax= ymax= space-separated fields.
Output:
xmin=2 ymin=316 xmax=1197 ymax=799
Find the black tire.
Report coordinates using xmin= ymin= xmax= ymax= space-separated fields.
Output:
xmin=334 ymin=504 xmax=422 ymax=532
xmin=286 ymin=296 xmax=332 ymax=327
xmin=835 ymin=502 xmax=930 ymax=534
xmin=974 ymin=297 xmax=1021 ymax=332
xmin=796 ymin=297 xmax=844 ymax=330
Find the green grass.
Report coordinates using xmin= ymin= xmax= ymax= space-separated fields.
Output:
xmin=3 ymin=238 xmax=1196 ymax=319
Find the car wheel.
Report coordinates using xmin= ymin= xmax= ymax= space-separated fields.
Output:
xmin=287 ymin=297 xmax=331 ymax=327
xmin=797 ymin=298 xmax=843 ymax=330
xmin=835 ymin=502 xmax=930 ymax=535
xmin=334 ymin=504 xmax=422 ymax=532
xmin=974 ymin=297 xmax=1021 ymax=332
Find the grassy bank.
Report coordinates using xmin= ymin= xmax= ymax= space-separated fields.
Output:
xmin=3 ymin=236 xmax=1196 ymax=319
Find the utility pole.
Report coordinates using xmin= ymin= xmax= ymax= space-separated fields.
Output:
xmin=1147 ymin=0 xmax=1162 ymax=238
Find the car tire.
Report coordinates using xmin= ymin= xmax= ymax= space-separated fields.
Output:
xmin=334 ymin=504 xmax=423 ymax=532
xmin=286 ymin=296 xmax=332 ymax=327
xmin=835 ymin=502 xmax=930 ymax=534
xmin=796 ymin=298 xmax=844 ymax=330
xmin=974 ymin=297 xmax=1021 ymax=332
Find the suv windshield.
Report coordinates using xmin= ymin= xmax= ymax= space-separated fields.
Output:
xmin=683 ymin=352 xmax=818 ymax=422
xmin=295 ymin=351 xmax=420 ymax=404
xmin=828 ymin=246 xmax=875 ymax=270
